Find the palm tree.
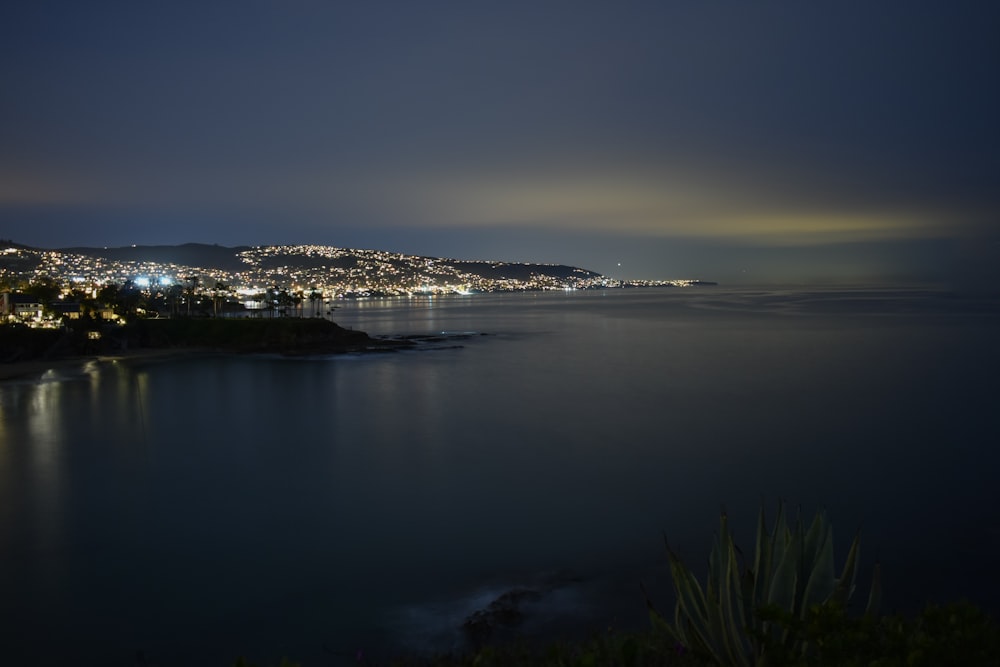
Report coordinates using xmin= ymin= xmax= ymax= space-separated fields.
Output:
xmin=264 ymin=285 xmax=278 ymax=319
xmin=276 ymin=288 xmax=294 ymax=318
xmin=166 ymin=284 xmax=184 ymax=317
xmin=182 ymin=276 xmax=200 ymax=317
xmin=247 ymin=291 xmax=265 ymax=318
xmin=212 ymin=281 xmax=228 ymax=318
xmin=308 ymin=288 xmax=322 ymax=317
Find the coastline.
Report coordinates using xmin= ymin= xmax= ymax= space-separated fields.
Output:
xmin=0 ymin=318 xmax=410 ymax=383
xmin=0 ymin=347 xmax=216 ymax=382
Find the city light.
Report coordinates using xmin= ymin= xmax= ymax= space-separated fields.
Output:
xmin=1 ymin=243 xmax=711 ymax=326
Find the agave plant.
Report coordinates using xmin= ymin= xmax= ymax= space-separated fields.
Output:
xmin=647 ymin=503 xmax=881 ymax=666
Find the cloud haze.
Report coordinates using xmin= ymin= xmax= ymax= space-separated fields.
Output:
xmin=2 ymin=1 xmax=997 ymax=283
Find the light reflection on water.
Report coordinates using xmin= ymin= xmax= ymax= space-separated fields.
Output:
xmin=1 ymin=287 xmax=999 ymax=666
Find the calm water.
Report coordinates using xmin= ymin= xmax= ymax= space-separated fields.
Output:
xmin=2 ymin=287 xmax=999 ymax=666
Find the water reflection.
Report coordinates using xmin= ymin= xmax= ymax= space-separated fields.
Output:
xmin=1 ymin=288 xmax=998 ymax=666
xmin=0 ymin=376 xmax=68 ymax=610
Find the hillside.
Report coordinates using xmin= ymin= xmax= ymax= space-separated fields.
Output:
xmin=3 ymin=241 xmax=606 ymax=294
xmin=57 ymin=242 xmax=253 ymax=272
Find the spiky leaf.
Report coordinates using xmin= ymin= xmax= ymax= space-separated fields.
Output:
xmin=801 ymin=524 xmax=836 ymax=613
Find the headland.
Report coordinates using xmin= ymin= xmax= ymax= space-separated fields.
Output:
xmin=0 ymin=317 xmax=407 ymax=381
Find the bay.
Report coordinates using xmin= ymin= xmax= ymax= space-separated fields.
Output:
xmin=1 ymin=286 xmax=999 ymax=666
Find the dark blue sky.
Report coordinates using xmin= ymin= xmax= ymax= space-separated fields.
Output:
xmin=2 ymin=1 xmax=998 ymax=283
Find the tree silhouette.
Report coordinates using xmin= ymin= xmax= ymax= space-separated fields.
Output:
xmin=165 ymin=284 xmax=184 ymax=317
xmin=182 ymin=276 xmax=200 ymax=316
xmin=276 ymin=288 xmax=294 ymax=317
xmin=22 ymin=277 xmax=62 ymax=307
xmin=308 ymin=288 xmax=322 ymax=317
xmin=212 ymin=281 xmax=228 ymax=318
xmin=264 ymin=285 xmax=278 ymax=319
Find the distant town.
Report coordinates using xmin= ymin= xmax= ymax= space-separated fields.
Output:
xmin=0 ymin=241 xmax=713 ymax=328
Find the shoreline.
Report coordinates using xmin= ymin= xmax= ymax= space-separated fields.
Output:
xmin=0 ymin=318 xmax=407 ymax=382
xmin=0 ymin=347 xmax=216 ymax=382
xmin=0 ymin=336 xmax=417 ymax=383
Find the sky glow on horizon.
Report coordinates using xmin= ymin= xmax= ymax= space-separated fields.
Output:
xmin=1 ymin=2 xmax=998 ymax=284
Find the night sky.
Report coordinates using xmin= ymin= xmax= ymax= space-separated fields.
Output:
xmin=2 ymin=2 xmax=998 ymax=284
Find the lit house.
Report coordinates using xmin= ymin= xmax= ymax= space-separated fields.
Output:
xmin=49 ymin=301 xmax=83 ymax=320
xmin=0 ymin=292 xmax=43 ymax=323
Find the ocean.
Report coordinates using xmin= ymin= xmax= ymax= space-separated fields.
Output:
xmin=1 ymin=286 xmax=998 ymax=666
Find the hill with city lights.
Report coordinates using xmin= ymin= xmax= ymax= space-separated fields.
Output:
xmin=2 ymin=241 xmax=712 ymax=296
